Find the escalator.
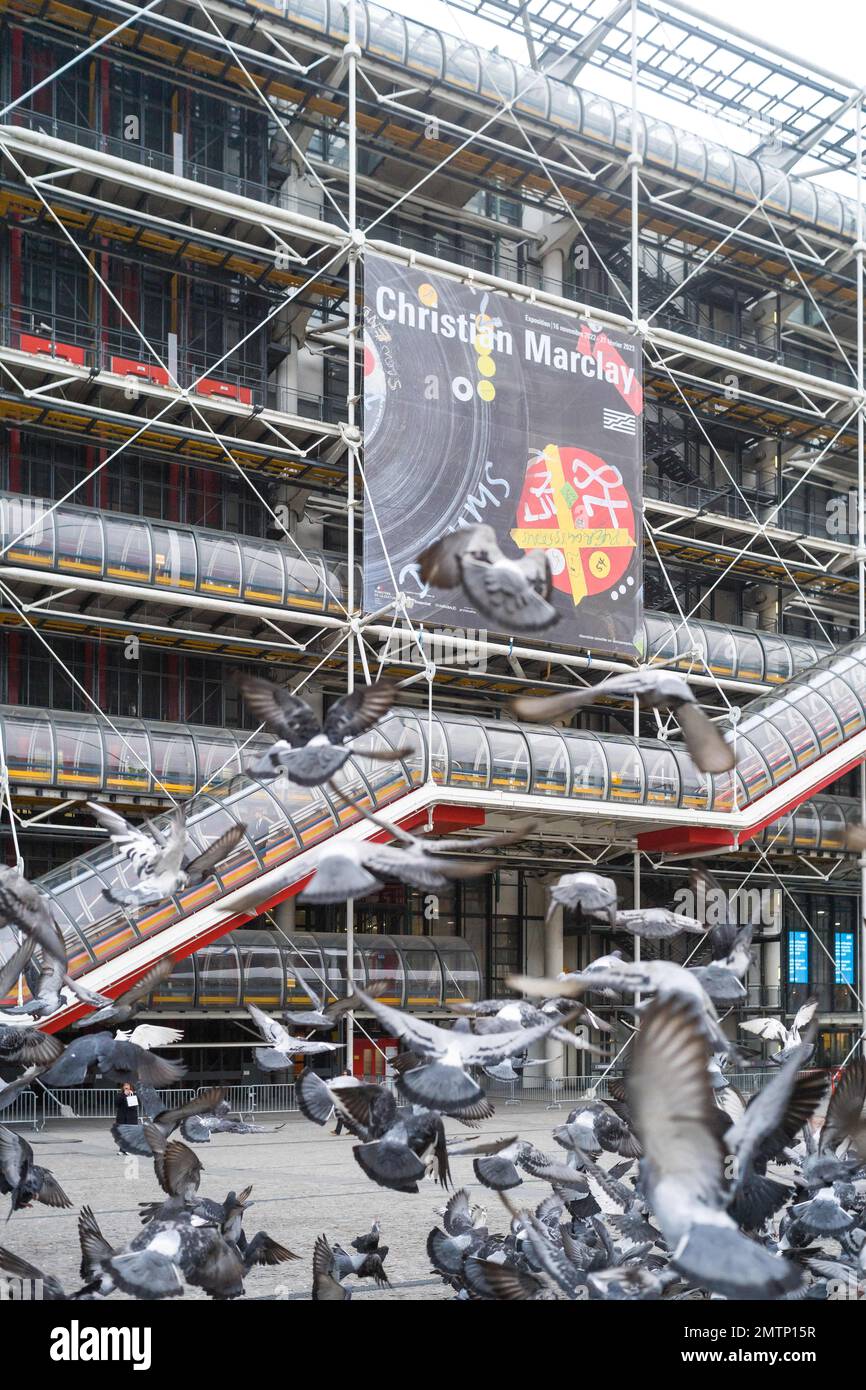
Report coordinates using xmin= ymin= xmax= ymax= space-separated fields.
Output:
xmin=2 ymin=632 xmax=864 ymax=1031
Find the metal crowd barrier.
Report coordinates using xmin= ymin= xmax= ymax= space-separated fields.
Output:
xmin=13 ymin=1069 xmax=827 ymax=1128
xmin=0 ymin=1086 xmax=37 ymax=1127
xmin=39 ymin=1087 xmax=198 ymax=1122
xmin=198 ymin=1083 xmax=298 ymax=1116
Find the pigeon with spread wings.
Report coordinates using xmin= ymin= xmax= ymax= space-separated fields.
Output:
xmin=739 ymin=997 xmax=819 ymax=1064
xmin=234 ymin=674 xmax=407 ymax=786
xmin=628 ymin=995 xmax=801 ymax=1299
xmin=350 ymin=986 xmax=582 ymax=1113
xmin=510 ymin=669 xmax=735 ymax=774
xmin=72 ymin=958 xmax=176 ymax=1029
xmin=88 ymin=802 xmax=247 ymax=909
xmin=245 ymin=1002 xmax=342 ymax=1070
xmin=0 ymin=1125 xmax=72 ymax=1214
xmin=300 ymin=810 xmax=537 ymax=904
xmin=418 ymin=524 xmax=558 ymax=634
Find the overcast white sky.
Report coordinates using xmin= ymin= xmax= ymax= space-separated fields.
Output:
xmin=388 ymin=0 xmax=866 ymax=198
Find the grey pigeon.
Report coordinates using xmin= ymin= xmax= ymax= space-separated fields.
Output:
xmin=89 ymin=802 xmax=247 ymax=908
xmin=511 ymin=669 xmax=735 ymax=773
xmin=418 ymin=523 xmax=558 ymax=633
xmin=234 ymin=674 xmax=405 ymax=785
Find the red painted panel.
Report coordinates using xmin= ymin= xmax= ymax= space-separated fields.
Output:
xmin=109 ymin=356 xmax=170 ymax=386
xmin=20 ymin=334 xmax=86 ymax=366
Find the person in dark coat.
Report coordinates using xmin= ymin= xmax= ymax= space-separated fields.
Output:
xmin=113 ymin=1081 xmax=142 ymax=1152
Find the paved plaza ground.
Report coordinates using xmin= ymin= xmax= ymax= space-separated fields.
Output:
xmin=1 ymin=1100 xmax=572 ymax=1302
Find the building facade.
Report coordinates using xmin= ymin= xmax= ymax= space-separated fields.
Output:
xmin=0 ymin=0 xmax=863 ymax=1082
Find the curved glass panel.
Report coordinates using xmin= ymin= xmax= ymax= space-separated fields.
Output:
xmin=670 ymin=746 xmax=711 ymax=811
xmin=529 ymin=729 xmax=570 ymax=797
xmin=443 ymin=717 xmax=489 ymax=789
xmin=645 ymin=119 xmax=676 ymax=168
xmin=317 ymin=933 xmax=366 ymax=998
xmin=194 ymin=731 xmax=244 ymax=793
xmin=740 ymin=708 xmax=797 ymax=783
xmin=404 ymin=19 xmax=443 ymax=77
xmin=705 ymin=145 xmax=736 ymax=192
xmin=197 ymin=531 xmax=242 ymax=598
xmin=582 ymin=94 xmax=615 ymax=142
xmin=814 ymin=185 xmax=844 ymax=235
xmin=241 ymin=944 xmax=284 ymax=1007
xmin=787 ymin=685 xmax=842 ymax=757
xmin=676 ymin=131 xmax=707 ymax=179
xmin=758 ymin=633 xmax=793 ymax=685
xmin=153 ymin=524 xmax=196 ymax=590
xmin=282 ymin=936 xmax=326 ymax=1008
xmin=514 ymin=71 xmax=549 ymax=120
xmin=366 ymin=4 xmax=406 ymax=61
xmin=104 ymin=515 xmax=151 ymax=582
xmin=478 ymin=52 xmax=516 ymax=103
xmin=401 ymin=937 xmax=443 ymax=1007
xmin=605 ymin=737 xmax=644 ymax=803
xmin=644 ymin=611 xmax=678 ymax=663
xmin=815 ymin=798 xmax=846 ymax=852
xmin=243 ymin=539 xmax=285 ymax=604
xmin=364 ymin=934 xmax=404 ymax=1006
xmin=641 ymin=742 xmax=680 ymax=806
xmin=149 ymin=727 xmax=196 ymax=795
xmin=486 ymin=725 xmax=529 ymax=792
xmin=432 ymin=937 xmax=481 ymax=1004
xmin=734 ymin=629 xmax=765 ymax=681
xmin=53 ymin=714 xmax=103 ymax=788
xmin=442 ymin=34 xmax=480 ymax=91
xmin=3 ymin=710 xmax=55 ymax=785
xmin=104 ymin=720 xmax=152 ymax=793
xmin=196 ymin=942 xmax=241 ymax=1006
xmin=548 ymin=82 xmax=580 ymax=131
xmin=704 ymin=623 xmax=737 ymax=678
xmin=565 ymin=731 xmax=607 ymax=798
xmin=55 ymin=508 xmax=103 ymax=575
xmin=1 ymin=497 xmax=54 ymax=565
xmin=151 ymin=953 xmax=195 ymax=1006
xmin=768 ymin=699 xmax=819 ymax=769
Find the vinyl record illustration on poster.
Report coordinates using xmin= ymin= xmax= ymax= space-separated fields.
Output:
xmin=362 ymin=253 xmax=644 ymax=657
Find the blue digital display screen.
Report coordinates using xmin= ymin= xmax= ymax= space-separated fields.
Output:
xmin=835 ymin=932 xmax=855 ymax=986
xmin=788 ymin=930 xmax=809 ymax=984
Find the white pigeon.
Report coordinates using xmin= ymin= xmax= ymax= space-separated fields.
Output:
xmin=245 ymin=1003 xmax=341 ymax=1069
xmin=739 ymin=997 xmax=819 ymax=1063
xmin=88 ymin=803 xmax=247 ymax=908
xmin=115 ymin=1024 xmax=184 ymax=1050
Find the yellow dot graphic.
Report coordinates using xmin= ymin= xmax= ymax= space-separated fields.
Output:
xmin=477 ymin=355 xmax=496 ymax=378
xmin=418 ymin=283 xmax=438 ymax=307
xmin=590 ymin=551 xmax=611 ymax=578
xmin=478 ymin=380 xmax=495 ymax=401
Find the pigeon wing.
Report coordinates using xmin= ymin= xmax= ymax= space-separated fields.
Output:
xmin=233 ymin=675 xmax=321 ymax=745
xmin=628 ymin=995 xmax=725 ymax=1221
xmin=323 ymin=680 xmax=397 ymax=744
xmin=185 ymin=823 xmax=247 ymax=879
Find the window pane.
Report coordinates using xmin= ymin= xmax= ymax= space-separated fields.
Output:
xmin=443 ymin=718 xmax=490 ymax=789
xmin=196 ymin=943 xmax=241 ymax=1006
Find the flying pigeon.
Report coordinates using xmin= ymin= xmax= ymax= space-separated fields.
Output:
xmin=627 ymin=994 xmax=802 ymax=1299
xmin=72 ymin=959 xmax=176 ymax=1029
xmin=0 ymin=1126 xmax=73 ymax=1214
xmin=88 ymin=803 xmax=248 ymax=908
xmin=300 ymin=810 xmax=536 ymax=903
xmin=234 ymin=674 xmax=407 ymax=785
xmin=739 ymin=997 xmax=819 ymax=1064
xmin=349 ymin=987 xmax=582 ymax=1113
xmin=418 ymin=524 xmax=558 ymax=633
xmin=245 ymin=1002 xmax=342 ymax=1069
xmin=510 ymin=669 xmax=736 ymax=773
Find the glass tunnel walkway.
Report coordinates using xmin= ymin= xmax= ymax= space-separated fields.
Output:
xmin=2 ymin=630 xmax=865 ymax=1029
xmin=0 ymin=491 xmax=831 ymax=685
